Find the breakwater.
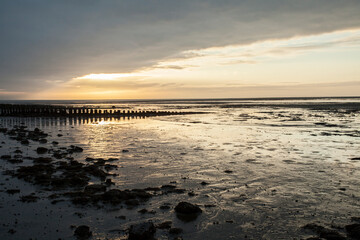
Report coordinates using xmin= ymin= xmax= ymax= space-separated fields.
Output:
xmin=0 ymin=104 xmax=199 ymax=117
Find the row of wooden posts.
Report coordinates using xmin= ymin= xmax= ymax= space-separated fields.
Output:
xmin=0 ymin=105 xmax=187 ymax=117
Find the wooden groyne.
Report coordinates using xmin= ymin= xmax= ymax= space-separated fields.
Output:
xmin=0 ymin=104 xmax=200 ymax=117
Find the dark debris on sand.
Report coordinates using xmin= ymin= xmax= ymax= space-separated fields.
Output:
xmin=302 ymin=222 xmax=360 ymax=240
xmin=0 ymin=125 xmax=207 ymax=239
xmin=74 ymin=225 xmax=92 ymax=239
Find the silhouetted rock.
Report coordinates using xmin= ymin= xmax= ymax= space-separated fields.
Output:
xmin=74 ymin=225 xmax=92 ymax=239
xmin=36 ymin=147 xmax=48 ymax=154
xmin=169 ymin=227 xmax=183 ymax=235
xmin=156 ymin=221 xmax=172 ymax=229
xmin=175 ymin=201 xmax=202 ymax=222
xmin=33 ymin=157 xmax=52 ymax=164
xmin=175 ymin=202 xmax=202 ymax=214
xmin=6 ymin=189 xmax=20 ymax=194
xmin=160 ymin=204 xmax=171 ymax=210
xmin=129 ymin=222 xmax=156 ymax=240
xmin=21 ymin=139 xmax=29 ymax=145
xmin=69 ymin=145 xmax=83 ymax=153
xmin=345 ymin=223 xmax=360 ymax=239
xmin=303 ymin=223 xmax=346 ymax=240
xmin=84 ymin=184 xmax=106 ymax=194
xmin=1 ymin=155 xmax=11 ymax=159
xmin=20 ymin=194 xmax=39 ymax=203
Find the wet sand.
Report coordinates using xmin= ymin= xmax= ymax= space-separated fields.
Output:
xmin=1 ymin=99 xmax=360 ymax=239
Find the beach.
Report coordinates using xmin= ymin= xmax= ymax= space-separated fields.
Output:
xmin=1 ymin=98 xmax=360 ymax=239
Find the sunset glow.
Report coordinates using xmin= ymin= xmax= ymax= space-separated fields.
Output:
xmin=74 ymin=73 xmax=146 ymax=81
xmin=29 ymin=29 xmax=360 ymax=100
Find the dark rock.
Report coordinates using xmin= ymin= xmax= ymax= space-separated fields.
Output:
xmin=345 ymin=223 xmax=360 ymax=239
xmin=161 ymin=184 xmax=177 ymax=189
xmin=20 ymin=195 xmax=39 ymax=203
xmin=138 ymin=208 xmax=148 ymax=214
xmin=204 ymin=204 xmax=216 ymax=208
xmin=104 ymin=164 xmax=117 ymax=171
xmin=175 ymin=202 xmax=202 ymax=214
xmin=144 ymin=187 xmax=161 ymax=191
xmin=53 ymin=153 xmax=64 ymax=159
xmin=188 ymin=191 xmax=196 ymax=197
xmin=33 ymin=157 xmax=52 ymax=164
xmin=200 ymin=181 xmax=209 ymax=185
xmin=160 ymin=204 xmax=171 ymax=210
xmin=52 ymin=141 xmax=59 ymax=145
xmin=125 ymin=199 xmax=140 ymax=206
xmin=84 ymin=184 xmax=106 ymax=194
xmin=122 ymin=149 xmax=129 ymax=153
xmin=156 ymin=221 xmax=172 ymax=229
xmin=131 ymin=189 xmax=152 ymax=199
xmin=169 ymin=228 xmax=183 ymax=235
xmin=74 ymin=225 xmax=92 ymax=239
xmin=351 ymin=217 xmax=360 ymax=222
xmin=303 ymin=223 xmax=346 ymax=240
xmin=224 ymin=170 xmax=233 ymax=173
xmin=74 ymin=212 xmax=86 ymax=218
xmin=70 ymin=145 xmax=83 ymax=153
xmin=36 ymin=147 xmax=48 ymax=154
xmin=39 ymin=139 xmax=47 ymax=144
xmin=102 ymin=189 xmax=131 ymax=204
xmin=6 ymin=189 xmax=20 ymax=194
xmin=105 ymin=179 xmax=113 ymax=185
xmin=175 ymin=202 xmax=202 ymax=222
xmin=83 ymin=165 xmax=107 ymax=179
xmin=8 ymin=158 xmax=23 ymax=164
xmin=128 ymin=222 xmax=156 ymax=240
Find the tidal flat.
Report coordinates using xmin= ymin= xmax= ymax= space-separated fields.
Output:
xmin=0 ymin=98 xmax=360 ymax=240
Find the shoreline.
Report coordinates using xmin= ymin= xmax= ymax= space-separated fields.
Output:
xmin=1 ymin=100 xmax=360 ymax=239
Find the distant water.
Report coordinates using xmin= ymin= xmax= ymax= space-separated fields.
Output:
xmin=1 ymin=96 xmax=360 ymax=105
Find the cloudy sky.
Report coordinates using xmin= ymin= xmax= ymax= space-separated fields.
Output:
xmin=1 ymin=0 xmax=360 ymax=100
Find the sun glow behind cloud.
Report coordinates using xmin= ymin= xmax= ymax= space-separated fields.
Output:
xmin=74 ymin=73 xmax=147 ymax=81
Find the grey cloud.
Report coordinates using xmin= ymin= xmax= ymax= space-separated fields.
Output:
xmin=1 ymin=0 xmax=360 ymax=94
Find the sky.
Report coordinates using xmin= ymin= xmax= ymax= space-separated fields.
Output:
xmin=1 ymin=0 xmax=360 ymax=100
